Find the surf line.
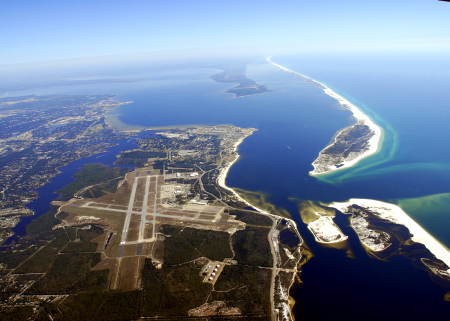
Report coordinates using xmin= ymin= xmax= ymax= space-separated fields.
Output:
xmin=266 ymin=56 xmax=382 ymax=176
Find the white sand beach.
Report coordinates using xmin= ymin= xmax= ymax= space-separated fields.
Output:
xmin=330 ymin=199 xmax=450 ymax=271
xmin=266 ymin=57 xmax=382 ymax=176
xmin=307 ymin=215 xmax=348 ymax=244
xmin=216 ymin=134 xmax=273 ymax=215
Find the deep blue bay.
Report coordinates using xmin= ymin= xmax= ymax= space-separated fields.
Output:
xmin=10 ymin=54 xmax=450 ymax=318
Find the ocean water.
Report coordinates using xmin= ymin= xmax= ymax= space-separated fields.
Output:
xmin=271 ymin=52 xmax=450 ymax=246
xmin=6 ymin=52 xmax=450 ymax=318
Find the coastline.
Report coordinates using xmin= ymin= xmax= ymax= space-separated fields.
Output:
xmin=105 ymin=110 xmax=145 ymax=133
xmin=216 ymin=130 xmax=289 ymax=219
xmin=216 ymin=131 xmax=275 ymax=216
xmin=216 ymin=129 xmax=301 ymax=321
xmin=266 ymin=56 xmax=382 ymax=176
xmin=329 ymin=199 xmax=450 ymax=271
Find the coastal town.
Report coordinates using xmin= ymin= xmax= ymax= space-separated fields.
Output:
xmin=0 ymin=94 xmax=133 ymax=242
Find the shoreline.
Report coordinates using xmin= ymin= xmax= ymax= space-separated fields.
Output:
xmin=329 ymin=199 xmax=450 ymax=271
xmin=216 ymin=130 xmax=301 ymax=321
xmin=216 ymin=130 xmax=290 ymax=220
xmin=266 ymin=56 xmax=382 ymax=176
xmin=216 ymin=131 xmax=274 ymax=216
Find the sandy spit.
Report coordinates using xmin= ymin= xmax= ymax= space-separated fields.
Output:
xmin=266 ymin=56 xmax=382 ymax=176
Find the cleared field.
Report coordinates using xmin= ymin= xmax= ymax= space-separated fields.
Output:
xmin=129 ymin=220 xmax=140 ymax=229
xmin=152 ymin=237 xmax=165 ymax=262
xmin=133 ymin=202 xmax=143 ymax=208
xmin=117 ymin=256 xmax=141 ymax=291
xmin=110 ymin=205 xmax=128 ymax=210
xmin=88 ymin=203 xmax=109 ymax=208
xmin=92 ymin=233 xmax=108 ymax=252
xmin=184 ymin=204 xmax=225 ymax=214
xmin=123 ymin=244 xmax=138 ymax=257
xmin=154 ymin=218 xmax=238 ymax=233
xmin=91 ymin=258 xmax=118 ymax=284
xmin=142 ymin=242 xmax=154 ymax=256
xmin=198 ymin=214 xmax=216 ymax=220
xmin=134 ymin=194 xmax=144 ymax=203
xmin=126 ymin=228 xmax=139 ymax=242
xmin=131 ymin=214 xmax=141 ymax=221
xmin=105 ymin=233 xmax=122 ymax=258
xmin=144 ymin=223 xmax=154 ymax=239
xmin=136 ymin=179 xmax=146 ymax=193
xmin=62 ymin=206 xmax=126 ymax=231
xmin=162 ymin=211 xmax=197 ymax=218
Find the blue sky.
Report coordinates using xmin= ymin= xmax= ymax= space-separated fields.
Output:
xmin=1 ymin=0 xmax=449 ymax=64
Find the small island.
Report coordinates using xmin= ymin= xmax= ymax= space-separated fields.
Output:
xmin=308 ymin=215 xmax=348 ymax=244
xmin=211 ymin=64 xmax=277 ymax=98
xmin=296 ymin=201 xmax=348 ymax=244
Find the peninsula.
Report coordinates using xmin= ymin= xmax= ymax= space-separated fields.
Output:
xmin=266 ymin=57 xmax=381 ymax=175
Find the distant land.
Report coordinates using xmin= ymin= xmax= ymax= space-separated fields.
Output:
xmin=211 ymin=64 xmax=277 ymax=98
xmin=0 ymin=78 xmax=146 ymax=95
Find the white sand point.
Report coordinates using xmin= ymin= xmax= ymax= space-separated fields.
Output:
xmin=266 ymin=56 xmax=382 ymax=176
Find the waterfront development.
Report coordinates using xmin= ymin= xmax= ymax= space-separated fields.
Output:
xmin=1 ymin=53 xmax=450 ymax=319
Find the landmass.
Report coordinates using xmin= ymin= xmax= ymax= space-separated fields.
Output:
xmin=0 ymin=95 xmax=133 ymax=242
xmin=266 ymin=57 xmax=381 ymax=175
xmin=295 ymin=200 xmax=348 ymax=244
xmin=211 ymin=63 xmax=277 ymax=98
xmin=307 ymin=216 xmax=348 ymax=244
xmin=0 ymin=78 xmax=146 ymax=95
xmin=0 ymin=124 xmax=302 ymax=320
xmin=329 ymin=199 xmax=450 ymax=282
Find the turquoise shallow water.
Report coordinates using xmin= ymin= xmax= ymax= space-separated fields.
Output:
xmin=272 ymin=52 xmax=450 ymax=247
xmin=5 ymin=53 xmax=450 ymax=318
